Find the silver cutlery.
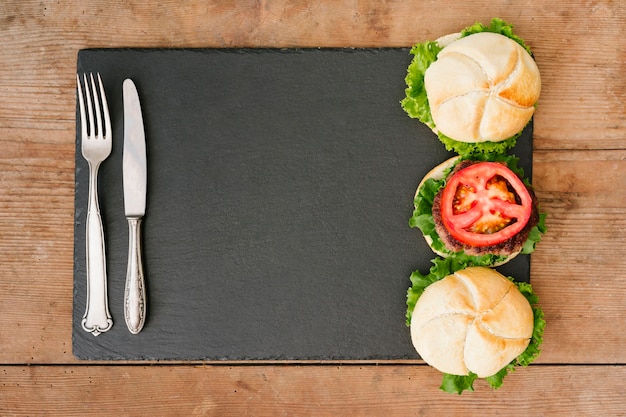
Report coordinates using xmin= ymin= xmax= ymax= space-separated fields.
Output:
xmin=122 ymin=78 xmax=147 ymax=334
xmin=77 ymin=73 xmax=113 ymax=336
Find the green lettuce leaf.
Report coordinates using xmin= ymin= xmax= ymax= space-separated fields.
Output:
xmin=521 ymin=212 xmax=548 ymax=254
xmin=405 ymin=257 xmax=546 ymax=394
xmin=440 ymin=373 xmax=477 ymax=394
xmin=461 ymin=17 xmax=533 ymax=56
xmin=400 ymin=41 xmax=442 ymax=128
xmin=437 ymin=133 xmax=519 ymax=155
xmin=400 ymin=18 xmax=533 ymax=155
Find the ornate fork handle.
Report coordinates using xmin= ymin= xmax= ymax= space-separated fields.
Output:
xmin=82 ymin=160 xmax=113 ymax=336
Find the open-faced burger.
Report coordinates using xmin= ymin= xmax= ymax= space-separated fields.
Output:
xmin=410 ymin=154 xmax=546 ymax=266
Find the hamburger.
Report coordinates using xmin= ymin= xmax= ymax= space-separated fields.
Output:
xmin=401 ymin=18 xmax=541 ymax=155
xmin=406 ymin=261 xmax=545 ymax=394
xmin=410 ymin=153 xmax=546 ymax=266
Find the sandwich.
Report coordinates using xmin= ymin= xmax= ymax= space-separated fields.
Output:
xmin=401 ymin=18 xmax=541 ymax=155
xmin=410 ymin=153 xmax=546 ymax=266
xmin=406 ymin=261 xmax=545 ymax=394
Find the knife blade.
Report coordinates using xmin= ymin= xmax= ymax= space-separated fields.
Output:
xmin=123 ymin=78 xmax=147 ymax=334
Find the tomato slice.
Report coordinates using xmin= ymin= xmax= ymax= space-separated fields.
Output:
xmin=440 ymin=162 xmax=533 ymax=247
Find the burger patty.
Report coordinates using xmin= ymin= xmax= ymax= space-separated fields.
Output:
xmin=432 ymin=161 xmax=540 ymax=257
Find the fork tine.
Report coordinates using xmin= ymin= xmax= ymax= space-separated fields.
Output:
xmin=83 ymin=74 xmax=95 ymax=138
xmin=96 ymin=73 xmax=111 ymax=139
xmin=89 ymin=73 xmax=103 ymax=139
xmin=76 ymin=74 xmax=87 ymax=139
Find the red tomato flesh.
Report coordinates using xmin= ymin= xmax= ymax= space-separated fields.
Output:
xmin=440 ymin=162 xmax=532 ymax=247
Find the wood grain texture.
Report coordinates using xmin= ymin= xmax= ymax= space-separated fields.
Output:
xmin=2 ymin=365 xmax=626 ymax=416
xmin=0 ymin=0 xmax=625 ymax=414
xmin=531 ymin=149 xmax=626 ymax=363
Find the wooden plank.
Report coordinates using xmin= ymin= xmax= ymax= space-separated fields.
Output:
xmin=529 ymin=150 xmax=626 ymax=363
xmin=1 ymin=365 xmax=625 ymax=416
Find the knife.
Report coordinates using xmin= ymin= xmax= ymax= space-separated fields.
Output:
xmin=123 ymin=78 xmax=147 ymax=334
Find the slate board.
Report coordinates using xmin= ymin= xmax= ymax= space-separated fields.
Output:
xmin=73 ymin=48 xmax=533 ymax=360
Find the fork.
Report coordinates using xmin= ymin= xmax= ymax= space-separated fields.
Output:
xmin=77 ymin=73 xmax=113 ymax=336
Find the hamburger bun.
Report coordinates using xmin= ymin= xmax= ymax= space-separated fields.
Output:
xmin=410 ymin=266 xmax=534 ymax=378
xmin=425 ymin=32 xmax=541 ymax=143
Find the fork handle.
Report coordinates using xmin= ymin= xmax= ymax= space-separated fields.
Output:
xmin=82 ymin=164 xmax=113 ymax=335
xmin=124 ymin=217 xmax=146 ymax=334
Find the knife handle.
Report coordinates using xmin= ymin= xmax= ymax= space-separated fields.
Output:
xmin=124 ymin=217 xmax=146 ymax=334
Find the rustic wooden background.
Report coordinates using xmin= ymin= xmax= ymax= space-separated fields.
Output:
xmin=1 ymin=1 xmax=625 ymax=415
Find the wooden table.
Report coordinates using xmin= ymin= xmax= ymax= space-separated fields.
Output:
xmin=1 ymin=1 xmax=625 ymax=415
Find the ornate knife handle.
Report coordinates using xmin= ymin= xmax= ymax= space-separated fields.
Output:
xmin=82 ymin=163 xmax=113 ymax=336
xmin=124 ymin=217 xmax=146 ymax=334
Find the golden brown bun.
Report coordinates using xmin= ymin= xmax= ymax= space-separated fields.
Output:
xmin=424 ymin=32 xmax=541 ymax=143
xmin=410 ymin=266 xmax=534 ymax=378
xmin=416 ymin=157 xmax=520 ymax=266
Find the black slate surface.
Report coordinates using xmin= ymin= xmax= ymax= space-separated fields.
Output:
xmin=73 ymin=48 xmax=533 ymax=360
